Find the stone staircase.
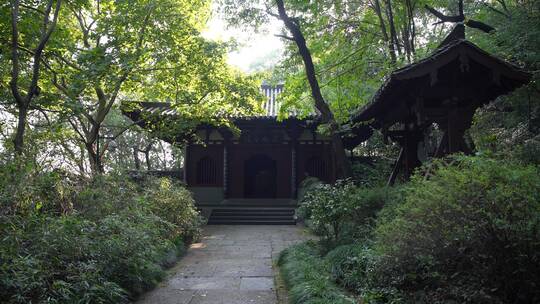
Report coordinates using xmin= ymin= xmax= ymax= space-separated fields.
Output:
xmin=207 ymin=207 xmax=296 ymax=225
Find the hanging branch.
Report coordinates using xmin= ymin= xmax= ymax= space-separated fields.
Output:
xmin=425 ymin=0 xmax=495 ymax=33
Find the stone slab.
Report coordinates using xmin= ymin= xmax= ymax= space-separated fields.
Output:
xmin=135 ymin=225 xmax=313 ymax=304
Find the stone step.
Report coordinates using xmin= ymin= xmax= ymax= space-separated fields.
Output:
xmin=209 ymin=215 xmax=294 ymax=220
xmin=211 ymin=210 xmax=294 ymax=215
xmin=207 ymin=219 xmax=297 ymax=225
xmin=208 ymin=208 xmax=296 ymax=225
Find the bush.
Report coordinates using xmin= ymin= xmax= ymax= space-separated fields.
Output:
xmin=141 ymin=178 xmax=203 ymax=243
xmin=278 ymin=241 xmax=356 ymax=304
xmin=0 ymin=167 xmax=201 ymax=303
xmin=372 ymin=156 xmax=540 ymax=303
xmin=351 ymin=158 xmax=393 ymax=188
xmin=299 ymin=180 xmax=396 ymax=246
xmin=0 ymin=161 xmax=78 ymax=216
xmin=325 ymin=243 xmax=375 ymax=292
xmin=74 ymin=173 xmax=138 ymax=219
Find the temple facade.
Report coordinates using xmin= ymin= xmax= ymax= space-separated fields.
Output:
xmin=124 ymin=84 xmax=336 ymax=207
xmin=185 ymin=85 xmax=335 ymax=205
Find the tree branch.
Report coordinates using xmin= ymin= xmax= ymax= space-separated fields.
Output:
xmin=465 ymin=19 xmax=495 ymax=33
xmin=274 ymin=34 xmax=294 ymax=41
xmin=481 ymin=3 xmax=510 ymax=19
xmin=425 ymin=5 xmax=464 ymax=23
xmin=425 ymin=4 xmax=495 ymax=33
xmin=68 ymin=118 xmax=87 ymax=143
xmin=28 ymin=0 xmax=62 ymax=101
xmin=20 ymin=4 xmax=45 ymax=15
xmin=10 ymin=0 xmax=23 ymax=105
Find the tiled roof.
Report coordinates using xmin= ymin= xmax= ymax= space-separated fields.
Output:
xmin=261 ymin=84 xmax=284 ymax=117
xmin=126 ymin=84 xmax=286 ymax=119
xmin=351 ymin=39 xmax=531 ymax=124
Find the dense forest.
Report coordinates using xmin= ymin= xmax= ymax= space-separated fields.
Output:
xmin=1 ymin=0 xmax=539 ymax=303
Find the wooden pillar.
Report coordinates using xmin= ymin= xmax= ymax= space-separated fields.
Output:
xmin=286 ymin=121 xmax=302 ymax=199
xmin=445 ymin=105 xmax=476 ymax=155
xmin=447 ymin=108 xmax=460 ymax=154
xmin=387 ymin=126 xmax=423 ymax=184
xmin=434 ymin=132 xmax=448 ymax=158
xmin=223 ymin=143 xmax=228 ymax=198
xmin=183 ymin=143 xmax=190 ymax=185
xmin=387 ymin=148 xmax=404 ymax=186
xmin=291 ymin=141 xmax=297 ymax=199
xmin=403 ymin=128 xmax=422 ymax=177
xmin=219 ymin=128 xmax=233 ymax=199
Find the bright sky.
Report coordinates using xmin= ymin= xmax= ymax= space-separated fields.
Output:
xmin=202 ymin=10 xmax=285 ymax=73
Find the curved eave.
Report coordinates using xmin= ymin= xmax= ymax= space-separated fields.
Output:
xmin=352 ymin=39 xmax=531 ymax=127
xmin=122 ymin=101 xmax=323 ymax=143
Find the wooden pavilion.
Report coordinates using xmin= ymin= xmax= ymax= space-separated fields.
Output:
xmin=348 ymin=25 xmax=531 ymax=184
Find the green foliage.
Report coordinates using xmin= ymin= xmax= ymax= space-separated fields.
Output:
xmin=351 ymin=158 xmax=394 ymax=188
xmin=371 ymin=156 xmax=540 ymax=303
xmin=299 ymin=180 xmax=396 ymax=246
xmin=141 ymin=177 xmax=203 ymax=244
xmin=0 ymin=164 xmax=201 ymax=303
xmin=325 ymin=243 xmax=374 ymax=292
xmin=295 ymin=156 xmax=540 ymax=304
xmin=324 ymin=243 xmax=404 ymax=304
xmin=1 ymin=0 xmax=265 ymax=172
xmin=277 ymin=241 xmax=356 ymax=304
xmin=0 ymin=161 xmax=77 ymax=216
xmin=299 ymin=180 xmax=357 ymax=243
xmin=468 ymin=0 xmax=540 ymax=165
xmin=218 ymin=0 xmax=449 ymax=122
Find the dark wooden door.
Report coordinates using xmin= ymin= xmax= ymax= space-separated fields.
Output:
xmin=244 ymin=154 xmax=277 ymax=198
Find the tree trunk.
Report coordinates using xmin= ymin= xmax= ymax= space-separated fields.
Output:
xmin=9 ymin=0 xmax=62 ymax=156
xmin=384 ymin=0 xmax=401 ymax=56
xmin=275 ymin=0 xmax=352 ymax=179
xmin=13 ymin=104 xmax=28 ymax=155
xmin=406 ymin=0 xmax=416 ymax=56
xmin=144 ymin=149 xmax=151 ymax=170
xmin=133 ymin=147 xmax=141 ymax=170
xmin=372 ymin=0 xmax=396 ymax=63
xmin=85 ymin=142 xmax=103 ymax=174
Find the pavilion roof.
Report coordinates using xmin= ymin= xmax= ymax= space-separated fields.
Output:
xmin=351 ymin=39 xmax=531 ymax=128
xmin=123 ymin=84 xmax=288 ymax=121
xmin=122 ymin=101 xmax=313 ymax=123
xmin=122 ymin=99 xmax=319 ymax=144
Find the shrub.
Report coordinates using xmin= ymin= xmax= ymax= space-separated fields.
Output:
xmin=325 ymin=243 xmax=373 ymax=291
xmin=297 ymin=176 xmax=322 ymax=205
xmin=298 ymin=180 xmax=356 ymax=242
xmin=372 ymin=156 xmax=540 ymax=303
xmin=141 ymin=177 xmax=203 ymax=243
xmin=0 ymin=166 xmax=201 ymax=303
xmin=0 ymin=161 xmax=78 ymax=216
xmin=0 ymin=215 xmax=128 ymax=303
xmin=74 ymin=173 xmax=139 ymax=219
xmin=278 ymin=241 xmax=356 ymax=304
xmin=299 ymin=180 xmax=396 ymax=246
xmin=324 ymin=243 xmax=404 ymax=304
xmin=351 ymin=159 xmax=392 ymax=188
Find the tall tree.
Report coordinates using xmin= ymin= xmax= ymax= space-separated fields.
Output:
xmin=41 ymin=0 xmax=261 ymax=174
xmin=220 ymin=0 xmax=355 ymax=178
xmin=6 ymin=0 xmax=62 ymax=155
xmin=273 ymin=0 xmax=352 ymax=178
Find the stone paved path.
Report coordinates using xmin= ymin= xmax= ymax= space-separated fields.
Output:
xmin=137 ymin=225 xmax=311 ymax=304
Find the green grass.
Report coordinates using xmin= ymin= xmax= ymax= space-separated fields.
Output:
xmin=277 ymin=241 xmax=356 ymax=304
